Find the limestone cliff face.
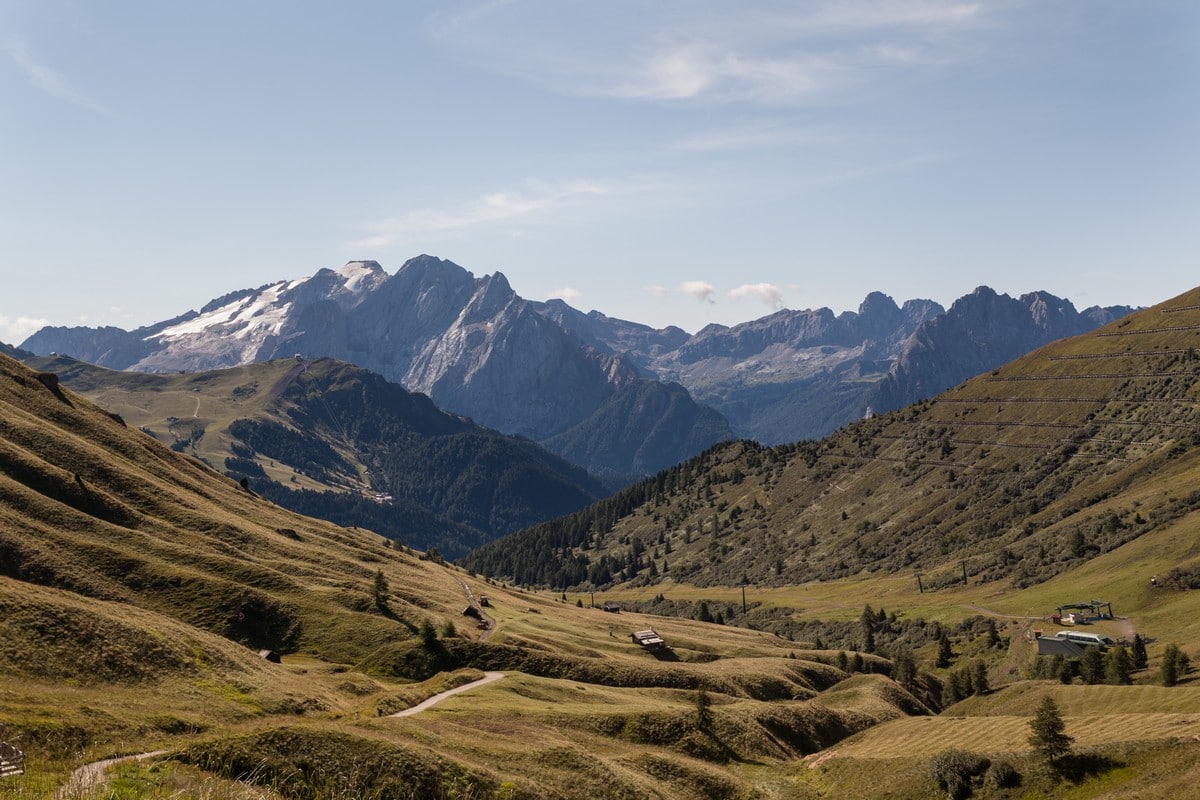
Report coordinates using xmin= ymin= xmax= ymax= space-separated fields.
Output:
xmin=867 ymin=287 xmax=1136 ymax=415
xmin=21 ymin=255 xmax=1133 ymax=463
xmin=622 ymin=293 xmax=945 ymax=443
xmin=22 ymin=255 xmax=731 ymax=482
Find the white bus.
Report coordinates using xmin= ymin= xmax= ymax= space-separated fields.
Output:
xmin=1054 ymin=631 xmax=1116 ymax=647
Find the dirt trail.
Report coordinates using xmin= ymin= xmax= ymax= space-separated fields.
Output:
xmin=55 ymin=750 xmax=167 ymax=798
xmin=389 ymin=672 xmax=506 ymax=718
xmin=457 ymin=578 xmax=496 ymax=641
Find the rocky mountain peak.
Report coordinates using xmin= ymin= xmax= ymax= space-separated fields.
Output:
xmin=857 ymin=291 xmax=901 ymax=318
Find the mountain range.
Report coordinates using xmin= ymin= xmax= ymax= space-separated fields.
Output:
xmin=22 ymin=258 xmax=730 ymax=483
xmin=465 ymin=285 xmax=1200 ymax=599
xmin=22 ymin=256 xmax=1134 ymax=477
xmin=4 ymin=282 xmax=1200 ymax=797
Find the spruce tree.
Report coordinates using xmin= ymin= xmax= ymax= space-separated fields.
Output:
xmin=936 ymin=630 xmax=954 ymax=669
xmin=971 ymin=659 xmax=989 ymax=695
xmin=1079 ymin=645 xmax=1104 ymax=685
xmin=373 ymin=569 xmax=390 ymax=614
xmin=1105 ymin=646 xmax=1132 ymax=685
xmin=1028 ymin=695 xmax=1072 ymax=765
xmin=1132 ymin=634 xmax=1149 ymax=670
xmin=891 ymin=644 xmax=918 ymax=692
xmin=1162 ymin=643 xmax=1185 ymax=687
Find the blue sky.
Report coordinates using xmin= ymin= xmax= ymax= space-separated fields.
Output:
xmin=2 ymin=1 xmax=1197 ymax=343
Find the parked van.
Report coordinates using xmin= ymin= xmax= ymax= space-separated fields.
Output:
xmin=1054 ymin=631 xmax=1115 ymax=647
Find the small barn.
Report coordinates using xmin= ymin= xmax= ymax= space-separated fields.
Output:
xmin=258 ymin=649 xmax=282 ymax=663
xmin=631 ymin=629 xmax=667 ymax=650
xmin=602 ymin=602 xmax=621 ymax=613
xmin=462 ymin=605 xmax=482 ymax=620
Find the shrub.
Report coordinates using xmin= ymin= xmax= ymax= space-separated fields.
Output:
xmin=984 ymin=760 xmax=1021 ymax=790
xmin=929 ymin=749 xmax=990 ymax=799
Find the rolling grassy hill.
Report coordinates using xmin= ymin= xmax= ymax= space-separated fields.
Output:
xmin=465 ymin=286 xmax=1200 ymax=604
xmin=18 ymin=355 xmax=608 ymax=558
xmin=0 ymin=351 xmax=944 ymax=798
xmin=5 ymin=272 xmax=1200 ymax=799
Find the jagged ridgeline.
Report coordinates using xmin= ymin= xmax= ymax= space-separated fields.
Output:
xmin=25 ymin=356 xmax=608 ymax=557
xmin=464 ymin=287 xmax=1200 ymax=591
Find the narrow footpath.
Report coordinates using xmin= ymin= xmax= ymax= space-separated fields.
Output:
xmin=54 ymin=750 xmax=167 ymax=799
xmin=389 ymin=671 xmax=506 ymax=718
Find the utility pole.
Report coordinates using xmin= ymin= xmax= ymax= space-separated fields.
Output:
xmin=960 ymin=560 xmax=969 ymax=585
xmin=742 ymin=584 xmax=747 ymax=614
xmin=915 ymin=573 xmax=924 ymax=594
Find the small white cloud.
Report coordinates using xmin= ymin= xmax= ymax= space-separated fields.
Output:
xmin=645 ymin=285 xmax=669 ymax=298
xmin=730 ymin=283 xmax=785 ymax=309
xmin=547 ymin=287 xmax=582 ymax=305
xmin=680 ymin=281 xmax=717 ymax=304
xmin=5 ymin=39 xmax=111 ymax=115
xmin=0 ymin=314 xmax=51 ymax=345
xmin=351 ymin=179 xmax=626 ymax=249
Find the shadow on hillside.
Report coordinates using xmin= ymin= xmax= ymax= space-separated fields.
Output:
xmin=1057 ymin=752 xmax=1122 ymax=784
xmin=650 ymin=648 xmax=680 ymax=662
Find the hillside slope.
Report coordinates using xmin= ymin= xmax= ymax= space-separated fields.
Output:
xmin=4 ymin=338 xmax=1199 ymax=798
xmin=21 ymin=355 xmax=608 ymax=557
xmin=0 ymin=351 xmax=944 ymax=798
xmin=465 ymin=286 xmax=1200 ymax=594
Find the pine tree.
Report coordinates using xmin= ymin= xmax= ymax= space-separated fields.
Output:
xmin=1132 ymin=634 xmax=1149 ymax=670
xmin=936 ymin=630 xmax=954 ymax=668
xmin=1105 ymin=646 xmax=1132 ymax=685
xmin=861 ymin=605 xmax=877 ymax=653
xmin=1079 ymin=645 xmax=1104 ymax=684
xmin=420 ymin=618 xmax=438 ymax=648
xmin=1162 ymin=643 xmax=1186 ymax=687
xmin=985 ymin=618 xmax=1001 ymax=648
xmin=891 ymin=644 xmax=918 ymax=692
xmin=1028 ymin=695 xmax=1072 ymax=765
xmin=373 ymin=569 xmax=390 ymax=614
xmin=971 ymin=659 xmax=989 ymax=695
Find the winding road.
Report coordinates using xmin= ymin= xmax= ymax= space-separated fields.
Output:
xmin=389 ymin=671 xmax=505 ymax=718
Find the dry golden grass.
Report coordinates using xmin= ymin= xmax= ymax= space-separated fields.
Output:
xmin=8 ymin=287 xmax=1200 ymax=799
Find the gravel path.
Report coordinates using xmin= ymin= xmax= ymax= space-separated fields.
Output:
xmin=55 ymin=750 xmax=168 ymax=798
xmin=390 ymin=672 xmax=505 ymax=718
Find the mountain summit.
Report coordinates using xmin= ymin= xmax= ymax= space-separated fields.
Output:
xmin=24 ymin=257 xmax=732 ymax=483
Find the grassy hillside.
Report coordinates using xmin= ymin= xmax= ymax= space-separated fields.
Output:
xmin=23 ymin=355 xmax=607 ymax=557
xmin=465 ymin=286 xmax=1200 ymax=600
xmin=6 ymin=273 xmax=1200 ymax=800
xmin=0 ymin=352 xmax=933 ymax=798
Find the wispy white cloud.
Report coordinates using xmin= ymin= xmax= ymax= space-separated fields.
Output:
xmin=432 ymin=1 xmax=992 ymax=107
xmin=679 ymin=280 xmax=717 ymax=304
xmin=645 ymin=285 xmax=669 ymax=298
xmin=0 ymin=314 xmax=51 ymax=345
xmin=352 ymin=179 xmax=626 ymax=249
xmin=729 ymin=282 xmax=784 ymax=309
xmin=546 ymin=287 xmax=582 ymax=305
xmin=611 ymin=39 xmax=842 ymax=104
xmin=5 ymin=39 xmax=111 ymax=115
